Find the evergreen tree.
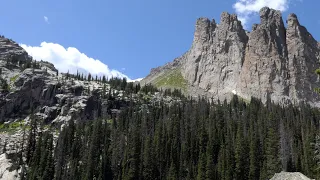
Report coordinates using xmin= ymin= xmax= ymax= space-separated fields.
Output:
xmin=142 ymin=137 xmax=155 ymax=179
xmin=102 ymin=75 xmax=106 ymax=83
xmin=248 ymin=132 xmax=261 ymax=180
xmin=42 ymin=134 xmax=54 ymax=180
xmin=205 ymin=138 xmax=215 ymax=180
xmin=197 ymin=123 xmax=208 ymax=180
xmin=88 ymin=73 xmax=92 ymax=82
xmin=168 ymin=160 xmax=178 ymax=180
xmin=66 ymin=70 xmax=70 ymax=80
xmin=261 ymin=126 xmax=281 ymax=179
xmin=235 ymin=123 xmax=249 ymax=180
xmin=26 ymin=114 xmax=37 ymax=165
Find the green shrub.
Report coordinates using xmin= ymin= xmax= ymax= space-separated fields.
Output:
xmin=10 ymin=75 xmax=19 ymax=82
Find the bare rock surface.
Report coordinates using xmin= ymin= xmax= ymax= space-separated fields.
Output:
xmin=270 ymin=171 xmax=314 ymax=180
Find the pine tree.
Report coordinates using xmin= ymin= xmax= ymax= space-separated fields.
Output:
xmin=197 ymin=123 xmax=208 ymax=180
xmin=27 ymin=131 xmax=43 ymax=180
xmin=88 ymin=73 xmax=92 ymax=82
xmin=66 ymin=70 xmax=70 ymax=80
xmin=84 ymin=119 xmax=103 ymax=179
xmin=2 ymin=140 xmax=7 ymax=154
xmin=142 ymin=137 xmax=155 ymax=179
xmin=235 ymin=123 xmax=249 ymax=180
xmin=262 ymin=126 xmax=281 ymax=179
xmin=26 ymin=113 xmax=37 ymax=165
xmin=217 ymin=143 xmax=227 ymax=180
xmin=1 ymin=78 xmax=9 ymax=92
xmin=102 ymin=75 xmax=106 ymax=83
xmin=248 ymin=133 xmax=261 ymax=180
xmin=205 ymin=138 xmax=215 ymax=180
xmin=42 ymin=134 xmax=54 ymax=180
xmin=168 ymin=160 xmax=178 ymax=180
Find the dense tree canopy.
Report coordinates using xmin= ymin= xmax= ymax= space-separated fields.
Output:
xmin=13 ymin=93 xmax=319 ymax=180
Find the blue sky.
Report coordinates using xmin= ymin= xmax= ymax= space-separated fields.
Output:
xmin=0 ymin=0 xmax=319 ymax=80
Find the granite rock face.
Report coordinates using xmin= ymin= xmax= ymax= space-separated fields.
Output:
xmin=143 ymin=7 xmax=320 ymax=106
xmin=183 ymin=13 xmax=248 ymax=99
xmin=236 ymin=7 xmax=289 ymax=104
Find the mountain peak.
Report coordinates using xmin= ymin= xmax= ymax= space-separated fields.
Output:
xmin=142 ymin=7 xmax=320 ymax=107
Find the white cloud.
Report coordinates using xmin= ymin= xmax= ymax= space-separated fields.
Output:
xmin=128 ymin=78 xmax=143 ymax=82
xmin=44 ymin=16 xmax=50 ymax=24
xmin=20 ymin=42 xmax=131 ymax=80
xmin=233 ymin=0 xmax=289 ymax=28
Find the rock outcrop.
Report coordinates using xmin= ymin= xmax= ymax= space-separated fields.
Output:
xmin=143 ymin=7 xmax=320 ymax=106
xmin=0 ymin=36 xmax=29 ymax=63
xmin=270 ymin=171 xmax=314 ymax=180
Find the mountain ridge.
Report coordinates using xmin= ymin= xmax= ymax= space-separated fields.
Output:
xmin=141 ymin=7 xmax=320 ymax=107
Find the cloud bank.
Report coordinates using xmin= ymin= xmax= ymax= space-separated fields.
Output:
xmin=128 ymin=78 xmax=144 ymax=82
xmin=233 ymin=0 xmax=289 ymax=27
xmin=20 ymin=42 xmax=131 ymax=80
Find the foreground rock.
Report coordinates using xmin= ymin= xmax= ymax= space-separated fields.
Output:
xmin=142 ymin=7 xmax=320 ymax=107
xmin=270 ymin=171 xmax=314 ymax=180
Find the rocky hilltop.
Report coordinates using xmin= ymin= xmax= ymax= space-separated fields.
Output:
xmin=142 ymin=7 xmax=320 ymax=106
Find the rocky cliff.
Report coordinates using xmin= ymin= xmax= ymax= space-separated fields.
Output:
xmin=0 ymin=35 xmax=131 ymax=125
xmin=142 ymin=7 xmax=320 ymax=106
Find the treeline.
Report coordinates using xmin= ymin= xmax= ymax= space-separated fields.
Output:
xmin=5 ymin=96 xmax=320 ymax=179
xmin=64 ymin=71 xmax=186 ymax=98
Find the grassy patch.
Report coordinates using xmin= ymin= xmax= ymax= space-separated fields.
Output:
xmin=0 ymin=121 xmax=24 ymax=134
xmin=154 ymin=68 xmax=187 ymax=91
xmin=10 ymin=75 xmax=19 ymax=82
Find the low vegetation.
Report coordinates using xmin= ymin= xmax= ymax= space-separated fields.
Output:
xmin=0 ymin=121 xmax=24 ymax=134
xmin=153 ymin=68 xmax=187 ymax=91
xmin=10 ymin=74 xmax=19 ymax=82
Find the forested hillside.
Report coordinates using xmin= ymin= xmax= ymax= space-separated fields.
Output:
xmin=6 ymin=89 xmax=319 ymax=180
